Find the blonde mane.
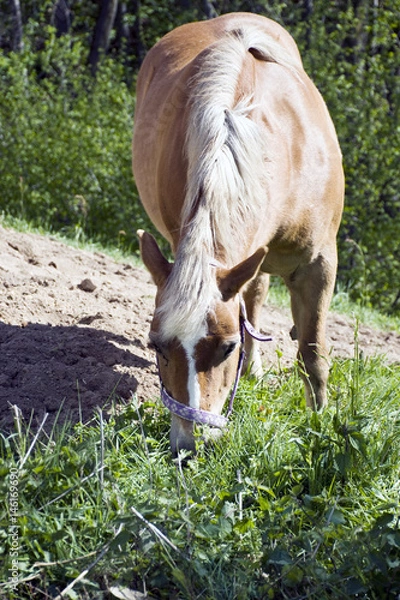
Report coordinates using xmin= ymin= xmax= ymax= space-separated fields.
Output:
xmin=157 ymin=27 xmax=298 ymax=343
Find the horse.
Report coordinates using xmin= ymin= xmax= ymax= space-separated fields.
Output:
xmin=132 ymin=12 xmax=344 ymax=454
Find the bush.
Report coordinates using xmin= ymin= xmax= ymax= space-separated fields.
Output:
xmin=0 ymin=25 xmax=152 ymax=253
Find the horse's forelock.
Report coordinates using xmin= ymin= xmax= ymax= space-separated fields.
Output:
xmin=156 ymin=250 xmax=220 ymax=344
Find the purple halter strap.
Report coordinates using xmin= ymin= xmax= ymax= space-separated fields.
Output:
xmin=159 ymin=297 xmax=272 ymax=428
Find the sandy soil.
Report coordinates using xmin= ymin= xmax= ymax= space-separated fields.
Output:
xmin=1 ymin=224 xmax=399 ymax=432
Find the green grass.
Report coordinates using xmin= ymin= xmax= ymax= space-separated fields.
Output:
xmin=1 ymin=353 xmax=399 ymax=599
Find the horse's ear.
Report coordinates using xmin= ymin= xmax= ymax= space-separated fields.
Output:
xmin=217 ymin=247 xmax=267 ymax=301
xmin=137 ymin=230 xmax=172 ymax=288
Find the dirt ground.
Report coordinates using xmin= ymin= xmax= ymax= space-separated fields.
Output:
xmin=1 ymin=224 xmax=399 ymax=432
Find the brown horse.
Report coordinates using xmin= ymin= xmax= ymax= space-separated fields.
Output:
xmin=133 ymin=13 xmax=344 ymax=454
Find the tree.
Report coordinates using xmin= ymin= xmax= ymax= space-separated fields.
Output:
xmin=10 ymin=0 xmax=23 ymax=51
xmin=89 ymin=0 xmax=119 ymax=75
xmin=51 ymin=0 xmax=72 ymax=37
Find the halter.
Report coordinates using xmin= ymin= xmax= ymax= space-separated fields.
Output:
xmin=158 ymin=298 xmax=272 ymax=428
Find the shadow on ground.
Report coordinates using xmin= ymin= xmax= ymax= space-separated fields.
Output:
xmin=0 ymin=321 xmax=152 ymax=432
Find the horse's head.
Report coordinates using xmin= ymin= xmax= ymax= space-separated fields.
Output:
xmin=138 ymin=230 xmax=266 ymax=454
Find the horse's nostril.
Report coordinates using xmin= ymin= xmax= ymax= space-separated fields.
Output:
xmin=170 ymin=414 xmax=195 ymax=458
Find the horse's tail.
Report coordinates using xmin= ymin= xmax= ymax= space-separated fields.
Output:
xmin=157 ymin=28 xmax=297 ymax=343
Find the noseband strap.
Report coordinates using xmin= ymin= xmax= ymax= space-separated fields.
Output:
xmin=158 ymin=297 xmax=272 ymax=428
xmin=161 ymin=384 xmax=230 ymax=428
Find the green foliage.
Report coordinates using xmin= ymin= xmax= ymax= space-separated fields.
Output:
xmin=0 ymin=354 xmax=399 ymax=599
xmin=0 ymin=26 xmax=153 ymax=253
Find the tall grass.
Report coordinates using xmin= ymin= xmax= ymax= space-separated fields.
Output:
xmin=1 ymin=347 xmax=399 ymax=599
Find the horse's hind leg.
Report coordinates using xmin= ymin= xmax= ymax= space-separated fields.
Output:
xmin=285 ymin=248 xmax=337 ymax=410
xmin=242 ymin=272 xmax=270 ymax=377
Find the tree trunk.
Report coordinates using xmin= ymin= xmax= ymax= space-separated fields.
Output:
xmin=89 ymin=0 xmax=119 ymax=75
xmin=115 ymin=1 xmax=129 ymax=53
xmin=131 ymin=0 xmax=145 ymax=67
xmin=11 ymin=0 xmax=23 ymax=52
xmin=202 ymin=0 xmax=217 ymax=19
xmin=51 ymin=0 xmax=71 ymax=37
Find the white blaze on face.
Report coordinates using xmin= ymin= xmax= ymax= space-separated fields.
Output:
xmin=182 ymin=337 xmax=202 ymax=410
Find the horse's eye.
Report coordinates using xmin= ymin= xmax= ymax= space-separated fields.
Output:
xmin=222 ymin=341 xmax=238 ymax=359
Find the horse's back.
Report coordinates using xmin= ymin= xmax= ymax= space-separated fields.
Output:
xmin=133 ymin=14 xmax=301 ymax=245
xmin=136 ymin=13 xmax=302 ymax=93
xmin=133 ymin=13 xmax=343 ymax=257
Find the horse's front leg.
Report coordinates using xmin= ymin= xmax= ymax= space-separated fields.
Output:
xmin=242 ymin=272 xmax=270 ymax=377
xmin=285 ymin=247 xmax=337 ymax=410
